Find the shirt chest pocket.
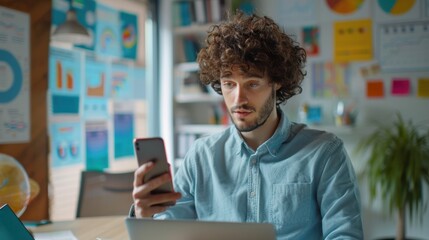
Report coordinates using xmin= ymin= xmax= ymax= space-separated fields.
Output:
xmin=270 ymin=183 xmax=311 ymax=226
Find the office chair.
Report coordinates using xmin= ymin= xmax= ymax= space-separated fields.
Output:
xmin=76 ymin=170 xmax=134 ymax=218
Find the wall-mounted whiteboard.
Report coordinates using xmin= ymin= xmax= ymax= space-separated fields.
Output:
xmin=378 ymin=21 xmax=429 ymax=71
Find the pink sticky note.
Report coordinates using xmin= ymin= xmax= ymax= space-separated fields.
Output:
xmin=391 ymin=78 xmax=410 ymax=96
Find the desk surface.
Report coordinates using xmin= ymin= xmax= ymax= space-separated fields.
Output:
xmin=31 ymin=216 xmax=128 ymax=240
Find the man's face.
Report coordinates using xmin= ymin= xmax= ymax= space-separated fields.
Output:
xmin=220 ymin=67 xmax=279 ymax=132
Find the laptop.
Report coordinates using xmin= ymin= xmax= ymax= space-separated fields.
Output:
xmin=0 ymin=204 xmax=34 ymax=240
xmin=125 ymin=217 xmax=276 ymax=240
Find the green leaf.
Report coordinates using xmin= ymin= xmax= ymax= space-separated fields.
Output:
xmin=355 ymin=113 xmax=429 ymax=225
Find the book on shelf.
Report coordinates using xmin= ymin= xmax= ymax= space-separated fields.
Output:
xmin=175 ymin=36 xmax=201 ymax=63
xmin=211 ymin=103 xmax=230 ymax=125
xmin=194 ymin=0 xmax=206 ymax=24
xmin=179 ymin=71 xmax=207 ymax=94
xmin=173 ymin=0 xmax=226 ymax=27
xmin=183 ymin=36 xmax=201 ymax=62
xmin=174 ymin=1 xmax=193 ymax=27
xmin=177 ymin=133 xmax=197 ymax=158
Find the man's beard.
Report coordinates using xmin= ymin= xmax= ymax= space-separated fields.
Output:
xmin=230 ymin=87 xmax=276 ymax=132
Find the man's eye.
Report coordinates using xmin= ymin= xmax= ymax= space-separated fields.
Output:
xmin=249 ymin=83 xmax=259 ymax=88
xmin=222 ymin=82 xmax=233 ymax=88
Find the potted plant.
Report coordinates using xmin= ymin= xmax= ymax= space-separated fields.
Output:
xmin=356 ymin=113 xmax=429 ymax=240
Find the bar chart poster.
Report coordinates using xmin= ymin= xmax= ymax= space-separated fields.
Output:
xmin=83 ymin=55 xmax=109 ymax=119
xmin=0 ymin=6 xmax=30 ymax=143
xmin=48 ymin=47 xmax=81 ymax=116
xmin=110 ymin=63 xmax=133 ymax=99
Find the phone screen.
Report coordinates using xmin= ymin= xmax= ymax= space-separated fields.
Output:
xmin=134 ymin=137 xmax=174 ymax=197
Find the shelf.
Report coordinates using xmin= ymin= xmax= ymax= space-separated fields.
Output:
xmin=175 ymin=93 xmax=223 ymax=103
xmin=174 ymin=23 xmax=213 ymax=36
xmin=308 ymin=125 xmax=355 ymax=134
xmin=177 ymin=124 xmax=229 ymax=134
xmin=175 ymin=62 xmax=199 ymax=72
xmin=307 ymin=124 xmax=376 ymax=136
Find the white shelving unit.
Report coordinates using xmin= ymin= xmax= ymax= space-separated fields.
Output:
xmin=160 ymin=0 xmax=231 ymax=172
xmin=175 ymin=93 xmax=223 ymax=103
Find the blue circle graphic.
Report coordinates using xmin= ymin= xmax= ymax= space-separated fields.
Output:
xmin=0 ymin=49 xmax=23 ymax=103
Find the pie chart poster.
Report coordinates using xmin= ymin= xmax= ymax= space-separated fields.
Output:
xmin=0 ymin=6 xmax=30 ymax=144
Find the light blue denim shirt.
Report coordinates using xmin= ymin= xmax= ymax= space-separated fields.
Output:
xmin=155 ymin=110 xmax=363 ymax=239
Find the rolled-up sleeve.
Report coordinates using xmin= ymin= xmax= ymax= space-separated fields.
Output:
xmin=317 ymin=139 xmax=363 ymax=239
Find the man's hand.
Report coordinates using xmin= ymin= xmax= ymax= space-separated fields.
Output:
xmin=132 ymin=161 xmax=182 ymax=218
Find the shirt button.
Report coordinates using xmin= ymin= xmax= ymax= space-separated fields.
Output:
xmin=250 ymin=191 xmax=256 ymax=197
xmin=251 ymin=159 xmax=257 ymax=165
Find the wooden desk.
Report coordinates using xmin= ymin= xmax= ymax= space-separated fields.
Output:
xmin=31 ymin=216 xmax=128 ymax=240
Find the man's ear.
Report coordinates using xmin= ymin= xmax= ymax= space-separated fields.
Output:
xmin=275 ymin=83 xmax=281 ymax=91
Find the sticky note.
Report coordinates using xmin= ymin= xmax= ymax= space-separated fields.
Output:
xmin=367 ymin=80 xmax=384 ymax=98
xmin=391 ymin=78 xmax=410 ymax=96
xmin=417 ymin=78 xmax=429 ymax=98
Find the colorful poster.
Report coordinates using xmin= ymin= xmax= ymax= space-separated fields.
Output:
xmin=378 ymin=22 xmax=429 ymax=71
xmin=96 ymin=3 xmax=121 ymax=58
xmin=120 ymin=11 xmax=138 ymax=59
xmin=50 ymin=122 xmax=83 ymax=167
xmin=321 ymin=0 xmax=370 ymax=21
xmin=302 ymin=26 xmax=320 ymax=57
xmin=51 ymin=0 xmax=96 ymax=50
xmin=85 ymin=120 xmax=109 ymax=170
xmin=275 ymin=0 xmax=317 ymax=26
xmin=48 ymin=47 xmax=81 ymax=115
xmin=134 ymin=67 xmax=146 ymax=99
xmin=0 ymin=6 xmax=30 ymax=143
xmin=110 ymin=63 xmax=133 ymax=99
xmin=375 ymin=0 xmax=420 ymax=21
xmin=84 ymin=55 xmax=109 ymax=119
xmin=326 ymin=0 xmax=364 ymax=15
xmin=114 ymin=112 xmax=134 ymax=159
xmin=334 ymin=19 xmax=372 ymax=62
xmin=311 ymin=61 xmax=351 ymax=98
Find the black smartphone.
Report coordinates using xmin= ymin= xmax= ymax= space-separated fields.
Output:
xmin=133 ymin=137 xmax=175 ymax=204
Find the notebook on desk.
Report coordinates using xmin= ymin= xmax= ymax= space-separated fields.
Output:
xmin=0 ymin=204 xmax=34 ymax=240
xmin=125 ymin=217 xmax=276 ymax=240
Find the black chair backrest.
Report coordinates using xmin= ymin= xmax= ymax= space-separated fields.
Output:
xmin=76 ymin=170 xmax=134 ymax=218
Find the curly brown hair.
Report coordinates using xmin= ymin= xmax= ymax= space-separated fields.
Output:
xmin=197 ymin=11 xmax=307 ymax=105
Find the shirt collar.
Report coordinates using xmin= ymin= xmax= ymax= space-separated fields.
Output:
xmin=230 ymin=108 xmax=291 ymax=157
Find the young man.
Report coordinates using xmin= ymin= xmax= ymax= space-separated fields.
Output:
xmin=131 ymin=11 xmax=363 ymax=239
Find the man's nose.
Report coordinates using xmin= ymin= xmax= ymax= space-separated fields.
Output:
xmin=234 ymin=86 xmax=248 ymax=105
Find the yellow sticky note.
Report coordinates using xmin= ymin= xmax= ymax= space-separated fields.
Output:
xmin=417 ymin=78 xmax=429 ymax=98
xmin=334 ymin=19 xmax=373 ymax=62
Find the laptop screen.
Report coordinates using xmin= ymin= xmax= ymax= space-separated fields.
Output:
xmin=0 ymin=204 xmax=34 ymax=240
xmin=125 ymin=217 xmax=276 ymax=240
